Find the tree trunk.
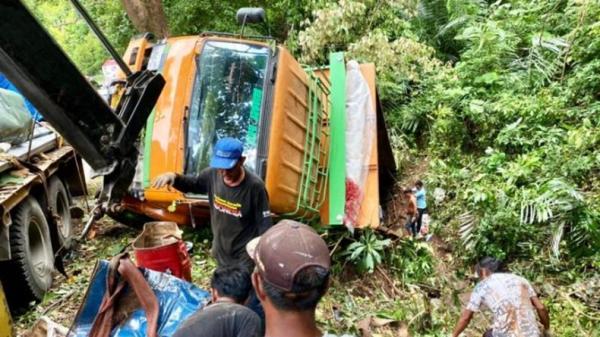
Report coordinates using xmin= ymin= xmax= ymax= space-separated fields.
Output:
xmin=121 ymin=0 xmax=169 ymax=38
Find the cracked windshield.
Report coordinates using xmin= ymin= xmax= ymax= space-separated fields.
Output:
xmin=185 ymin=40 xmax=269 ymax=176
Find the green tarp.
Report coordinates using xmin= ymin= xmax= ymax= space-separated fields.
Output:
xmin=0 ymin=88 xmax=33 ymax=145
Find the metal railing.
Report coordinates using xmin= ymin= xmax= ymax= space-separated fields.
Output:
xmin=283 ymin=70 xmax=331 ymax=223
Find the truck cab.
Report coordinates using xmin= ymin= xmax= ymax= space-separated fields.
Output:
xmin=110 ymin=32 xmax=394 ymax=229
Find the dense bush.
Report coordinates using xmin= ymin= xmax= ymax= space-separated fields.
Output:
xmin=298 ymin=0 xmax=600 ymax=267
xmin=27 ymin=0 xmax=598 ymax=274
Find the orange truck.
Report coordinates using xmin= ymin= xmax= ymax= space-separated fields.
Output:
xmin=0 ymin=1 xmax=395 ymax=313
xmin=107 ymin=14 xmax=396 ymax=229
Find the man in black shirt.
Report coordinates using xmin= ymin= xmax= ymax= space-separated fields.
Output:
xmin=152 ymin=137 xmax=273 ymax=270
xmin=173 ymin=266 xmax=261 ymax=337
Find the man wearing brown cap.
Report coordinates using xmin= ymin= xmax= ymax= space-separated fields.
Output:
xmin=246 ymin=220 xmax=333 ymax=337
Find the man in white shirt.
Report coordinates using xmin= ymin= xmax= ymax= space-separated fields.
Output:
xmin=452 ymin=257 xmax=551 ymax=337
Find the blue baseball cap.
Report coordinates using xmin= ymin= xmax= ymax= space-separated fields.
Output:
xmin=210 ymin=137 xmax=244 ymax=169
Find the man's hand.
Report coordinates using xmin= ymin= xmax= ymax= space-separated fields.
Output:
xmin=452 ymin=309 xmax=474 ymax=337
xmin=531 ymin=296 xmax=550 ymax=331
xmin=152 ymin=172 xmax=177 ymax=189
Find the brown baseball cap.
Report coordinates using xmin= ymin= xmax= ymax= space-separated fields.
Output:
xmin=246 ymin=219 xmax=331 ymax=292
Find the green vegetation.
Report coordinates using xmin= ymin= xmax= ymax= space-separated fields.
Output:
xmin=342 ymin=230 xmax=391 ymax=273
xmin=16 ymin=0 xmax=600 ymax=336
xmin=23 ymin=0 xmax=135 ymax=76
xmin=298 ymin=0 xmax=599 ymax=268
xmin=22 ymin=0 xmax=320 ymax=76
xmin=298 ymin=1 xmax=600 ymax=335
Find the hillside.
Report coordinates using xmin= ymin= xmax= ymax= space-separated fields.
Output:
xmin=13 ymin=1 xmax=600 ymax=336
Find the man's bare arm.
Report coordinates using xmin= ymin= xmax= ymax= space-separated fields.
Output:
xmin=531 ymin=296 xmax=550 ymax=330
xmin=452 ymin=309 xmax=474 ymax=337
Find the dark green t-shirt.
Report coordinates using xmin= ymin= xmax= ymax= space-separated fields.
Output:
xmin=174 ymin=168 xmax=272 ymax=268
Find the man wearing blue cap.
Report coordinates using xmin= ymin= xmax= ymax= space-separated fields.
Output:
xmin=152 ymin=137 xmax=273 ymax=270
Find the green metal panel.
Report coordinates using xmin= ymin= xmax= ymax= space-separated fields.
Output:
xmin=142 ymin=109 xmax=155 ymax=188
xmin=283 ymin=70 xmax=330 ymax=224
xmin=328 ymin=52 xmax=346 ymax=225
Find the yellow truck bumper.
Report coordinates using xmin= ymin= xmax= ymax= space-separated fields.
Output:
xmin=0 ymin=284 xmax=12 ymax=337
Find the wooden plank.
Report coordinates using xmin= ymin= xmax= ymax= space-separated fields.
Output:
xmin=0 ymin=127 xmax=57 ymax=174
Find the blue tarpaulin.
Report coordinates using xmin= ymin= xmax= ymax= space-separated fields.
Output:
xmin=0 ymin=73 xmax=41 ymax=120
xmin=70 ymin=260 xmax=211 ymax=337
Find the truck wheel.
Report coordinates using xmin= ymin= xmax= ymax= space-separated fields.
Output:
xmin=48 ymin=177 xmax=73 ymax=249
xmin=4 ymin=197 xmax=54 ymax=304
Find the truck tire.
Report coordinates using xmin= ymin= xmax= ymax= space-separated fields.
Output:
xmin=48 ymin=177 xmax=73 ymax=249
xmin=3 ymin=197 xmax=54 ymax=304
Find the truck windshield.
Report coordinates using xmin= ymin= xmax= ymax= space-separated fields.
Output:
xmin=185 ymin=40 xmax=269 ymax=176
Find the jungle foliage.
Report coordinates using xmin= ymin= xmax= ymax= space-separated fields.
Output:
xmin=23 ymin=0 xmax=322 ymax=76
xmin=21 ymin=0 xmax=600 ymax=335
xmin=298 ymin=0 xmax=600 ymax=268
xmin=297 ymin=2 xmax=600 ymax=334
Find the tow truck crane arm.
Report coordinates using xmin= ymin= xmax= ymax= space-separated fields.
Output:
xmin=0 ymin=0 xmax=165 ymax=217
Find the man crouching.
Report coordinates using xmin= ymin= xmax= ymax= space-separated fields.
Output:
xmin=173 ymin=265 xmax=261 ymax=337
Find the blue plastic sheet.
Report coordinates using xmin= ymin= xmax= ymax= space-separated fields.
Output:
xmin=0 ymin=73 xmax=41 ymax=120
xmin=70 ymin=260 xmax=211 ymax=337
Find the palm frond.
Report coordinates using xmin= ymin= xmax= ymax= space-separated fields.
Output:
xmin=520 ymin=179 xmax=582 ymax=225
xmin=436 ymin=15 xmax=471 ymax=39
xmin=569 ymin=210 xmax=600 ymax=250
xmin=417 ymin=0 xmax=449 ymax=29
xmin=512 ymin=33 xmax=569 ymax=84
xmin=551 ymin=221 xmax=565 ymax=258
xmin=458 ymin=211 xmax=478 ymax=251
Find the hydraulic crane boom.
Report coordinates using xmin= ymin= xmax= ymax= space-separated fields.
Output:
xmin=0 ymin=0 xmax=165 ymax=208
